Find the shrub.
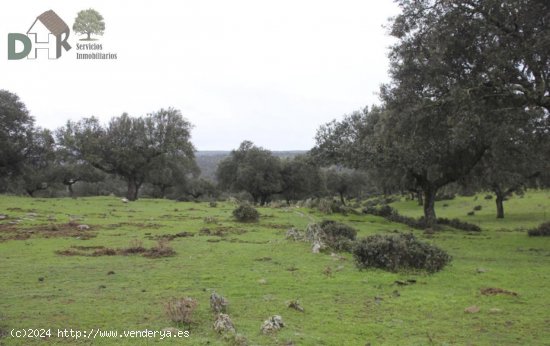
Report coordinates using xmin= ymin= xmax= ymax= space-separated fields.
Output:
xmin=316 ymin=198 xmax=334 ymax=214
xmin=123 ymin=239 xmax=147 ymax=254
xmin=353 ymin=233 xmax=451 ymax=273
xmin=165 ymin=297 xmax=197 ymax=325
xmin=210 ymin=292 xmax=229 ymax=313
xmin=473 ymin=205 xmax=482 ymax=211
xmin=209 ymin=201 xmax=218 ymax=208
xmin=144 ymin=240 xmax=176 ymax=258
xmin=528 ymin=222 xmax=550 ymax=237
xmin=319 ymin=220 xmax=357 ymax=241
xmin=232 ymin=204 xmax=259 ymax=222
xmin=305 ymin=220 xmax=357 ymax=252
xmin=467 ymin=211 xmax=475 ymax=216
xmin=204 ymin=216 xmax=218 ymax=224
xmin=437 ymin=218 xmax=481 ymax=232
xmin=484 ymin=194 xmax=493 ymax=200
xmin=362 ymin=205 xmax=396 ymax=217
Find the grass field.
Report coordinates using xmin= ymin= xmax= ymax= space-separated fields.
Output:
xmin=0 ymin=191 xmax=549 ymax=345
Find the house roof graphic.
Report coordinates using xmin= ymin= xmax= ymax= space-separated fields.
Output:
xmin=27 ymin=10 xmax=69 ymax=37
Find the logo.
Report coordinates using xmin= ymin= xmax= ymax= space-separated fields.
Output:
xmin=8 ymin=10 xmax=71 ymax=60
xmin=7 ymin=8 xmax=117 ymax=61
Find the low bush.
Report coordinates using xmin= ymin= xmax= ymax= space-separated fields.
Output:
xmin=436 ymin=218 xmax=481 ymax=232
xmin=232 ymin=204 xmax=259 ymax=222
xmin=305 ymin=220 xmax=357 ymax=252
xmin=484 ymin=194 xmax=493 ymax=200
xmin=363 ymin=205 xmax=482 ymax=232
xmin=473 ymin=205 xmax=482 ymax=211
xmin=165 ymin=297 xmax=197 ymax=325
xmin=362 ymin=205 xmax=397 ymax=217
xmin=204 ymin=216 xmax=218 ymax=224
xmin=352 ymin=233 xmax=451 ymax=273
xmin=319 ymin=220 xmax=357 ymax=241
xmin=527 ymin=222 xmax=550 ymax=237
xmin=123 ymin=239 xmax=146 ymax=254
xmin=144 ymin=240 xmax=176 ymax=258
xmin=209 ymin=201 xmax=218 ymax=208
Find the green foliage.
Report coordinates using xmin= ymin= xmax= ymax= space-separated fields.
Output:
xmin=363 ymin=205 xmax=397 ymax=218
xmin=363 ymin=205 xmax=482 ymax=232
xmin=528 ymin=222 xmax=550 ymax=237
xmin=15 ymin=128 xmax=57 ymax=196
xmin=323 ymin=166 xmax=369 ymax=204
xmin=57 ymin=108 xmax=196 ymax=201
xmin=432 ymin=217 xmax=481 ymax=232
xmin=73 ymin=8 xmax=105 ymax=40
xmin=232 ymin=204 xmax=259 ymax=222
xmin=353 ymin=233 xmax=451 ymax=273
xmin=319 ymin=220 xmax=357 ymax=240
xmin=280 ymin=154 xmax=323 ymax=202
xmin=217 ymin=141 xmax=282 ymax=205
xmin=0 ymin=90 xmax=34 ymax=177
xmin=305 ymin=220 xmax=357 ymax=252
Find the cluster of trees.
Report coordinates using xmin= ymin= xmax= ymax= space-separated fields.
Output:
xmin=2 ymin=1 xmax=548 ymax=225
xmin=216 ymin=141 xmax=371 ymax=205
xmin=0 ymin=90 xmax=200 ymax=200
xmin=313 ymin=0 xmax=550 ymax=224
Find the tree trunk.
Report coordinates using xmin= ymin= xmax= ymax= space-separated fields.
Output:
xmin=68 ymin=183 xmax=75 ymax=198
xmin=87 ymin=32 xmax=91 ymax=40
xmin=417 ymin=191 xmax=423 ymax=206
xmin=422 ymin=185 xmax=437 ymax=227
xmin=339 ymin=192 xmax=346 ymax=206
xmin=260 ymin=195 xmax=268 ymax=206
xmin=159 ymin=185 xmax=167 ymax=199
xmin=495 ymin=196 xmax=504 ymax=219
xmin=493 ymin=185 xmax=505 ymax=219
xmin=126 ymin=178 xmax=140 ymax=201
xmin=495 ymin=191 xmax=504 ymax=219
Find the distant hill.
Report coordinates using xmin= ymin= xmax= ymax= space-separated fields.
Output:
xmin=195 ymin=150 xmax=308 ymax=181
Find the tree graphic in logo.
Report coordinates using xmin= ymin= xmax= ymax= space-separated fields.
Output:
xmin=73 ymin=9 xmax=105 ymax=41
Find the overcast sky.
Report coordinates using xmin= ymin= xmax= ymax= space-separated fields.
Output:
xmin=0 ymin=0 xmax=399 ymax=150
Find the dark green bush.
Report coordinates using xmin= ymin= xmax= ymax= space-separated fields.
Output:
xmin=362 ymin=205 xmax=396 ymax=217
xmin=305 ymin=220 xmax=357 ymax=252
xmin=433 ymin=218 xmax=481 ymax=232
xmin=528 ymin=222 xmax=550 ymax=237
xmin=352 ymin=233 xmax=451 ymax=273
xmin=319 ymin=220 xmax=357 ymax=244
xmin=232 ymin=204 xmax=259 ymax=222
xmin=363 ymin=205 xmax=481 ymax=232
xmin=473 ymin=205 xmax=482 ymax=211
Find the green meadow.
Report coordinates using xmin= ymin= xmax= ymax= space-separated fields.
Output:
xmin=0 ymin=191 xmax=549 ymax=345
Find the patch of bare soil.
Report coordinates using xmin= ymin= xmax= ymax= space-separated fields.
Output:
xmin=265 ymin=223 xmax=294 ymax=229
xmin=104 ymin=222 xmax=163 ymax=229
xmin=480 ymin=287 xmax=518 ymax=296
xmin=146 ymin=231 xmax=194 ymax=241
xmin=199 ymin=227 xmax=247 ymax=237
xmin=55 ymin=240 xmax=175 ymax=259
xmin=0 ymin=223 xmax=96 ymax=242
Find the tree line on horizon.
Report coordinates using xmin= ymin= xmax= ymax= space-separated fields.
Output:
xmin=1 ymin=0 xmax=549 ymax=226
